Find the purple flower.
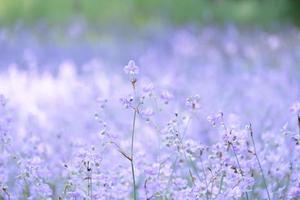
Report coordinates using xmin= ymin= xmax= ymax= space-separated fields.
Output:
xmin=142 ymin=82 xmax=154 ymax=94
xmin=140 ymin=108 xmax=154 ymax=119
xmin=207 ymin=112 xmax=223 ymax=127
xmin=120 ymin=95 xmax=134 ymax=109
xmin=290 ymin=101 xmax=300 ymax=116
xmin=185 ymin=94 xmax=201 ymax=110
xmin=160 ymin=91 xmax=173 ymax=103
xmin=124 ymin=60 xmax=139 ymax=75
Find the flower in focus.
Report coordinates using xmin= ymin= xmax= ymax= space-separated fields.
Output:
xmin=124 ymin=60 xmax=139 ymax=75
xmin=185 ymin=94 xmax=201 ymax=110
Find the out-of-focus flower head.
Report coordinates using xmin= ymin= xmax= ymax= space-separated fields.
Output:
xmin=142 ymin=82 xmax=154 ymax=94
xmin=120 ymin=95 xmax=134 ymax=109
xmin=140 ymin=108 xmax=154 ymax=120
xmin=124 ymin=60 xmax=139 ymax=75
xmin=185 ymin=94 xmax=201 ymax=110
xmin=290 ymin=101 xmax=300 ymax=116
xmin=160 ymin=91 xmax=173 ymax=104
xmin=207 ymin=111 xmax=223 ymax=127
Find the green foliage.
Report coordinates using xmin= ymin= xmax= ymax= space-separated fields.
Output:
xmin=0 ymin=0 xmax=295 ymax=27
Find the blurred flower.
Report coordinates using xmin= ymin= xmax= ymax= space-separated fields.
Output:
xmin=143 ymin=82 xmax=154 ymax=94
xmin=290 ymin=101 xmax=300 ymax=115
xmin=124 ymin=60 xmax=139 ymax=75
xmin=140 ymin=108 xmax=154 ymax=119
xmin=207 ymin=112 xmax=223 ymax=127
xmin=185 ymin=95 xmax=201 ymax=110
xmin=160 ymin=91 xmax=173 ymax=103
xmin=120 ymin=96 xmax=134 ymax=109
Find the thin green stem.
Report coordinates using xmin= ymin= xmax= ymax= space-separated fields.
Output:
xmin=218 ymin=172 xmax=225 ymax=195
xmin=229 ymin=142 xmax=249 ymax=200
xmin=249 ymin=124 xmax=271 ymax=200
xmin=199 ymin=154 xmax=210 ymax=200
xmin=130 ymin=109 xmax=137 ymax=200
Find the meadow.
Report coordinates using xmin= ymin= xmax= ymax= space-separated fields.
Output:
xmin=0 ymin=24 xmax=299 ymax=199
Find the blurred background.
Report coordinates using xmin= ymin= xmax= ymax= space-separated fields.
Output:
xmin=0 ymin=0 xmax=299 ymax=27
xmin=1 ymin=0 xmax=300 ymax=72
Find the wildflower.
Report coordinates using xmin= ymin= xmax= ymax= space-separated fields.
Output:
xmin=140 ymin=108 xmax=154 ymax=120
xmin=160 ymin=91 xmax=173 ymax=104
xmin=142 ymin=82 xmax=154 ymax=94
xmin=207 ymin=112 xmax=223 ymax=127
xmin=185 ymin=94 xmax=201 ymax=110
xmin=290 ymin=101 xmax=300 ymax=116
xmin=120 ymin=95 xmax=134 ymax=109
xmin=124 ymin=60 xmax=139 ymax=75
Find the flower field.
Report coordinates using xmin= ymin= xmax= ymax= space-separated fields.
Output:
xmin=0 ymin=26 xmax=300 ymax=199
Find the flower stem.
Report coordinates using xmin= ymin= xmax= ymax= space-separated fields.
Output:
xmin=130 ymin=109 xmax=137 ymax=200
xmin=199 ymin=154 xmax=210 ymax=200
xmin=249 ymin=124 xmax=271 ymax=200
xmin=229 ymin=142 xmax=249 ymax=200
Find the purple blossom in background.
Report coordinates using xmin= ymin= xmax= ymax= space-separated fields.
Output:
xmin=142 ymin=82 xmax=154 ymax=94
xmin=186 ymin=94 xmax=201 ymax=110
xmin=160 ymin=91 xmax=173 ymax=104
xmin=291 ymin=101 xmax=300 ymax=116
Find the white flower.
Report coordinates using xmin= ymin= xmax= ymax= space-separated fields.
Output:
xmin=124 ymin=60 xmax=139 ymax=75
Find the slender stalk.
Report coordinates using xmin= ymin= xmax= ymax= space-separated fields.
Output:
xmin=130 ymin=109 xmax=137 ymax=200
xmin=217 ymin=172 xmax=225 ymax=195
xmin=222 ymin=113 xmax=249 ymax=200
xmin=199 ymin=154 xmax=210 ymax=200
xmin=229 ymin=142 xmax=249 ymax=200
xmin=167 ymin=156 xmax=179 ymax=189
xmin=249 ymin=124 xmax=271 ymax=200
xmin=90 ymin=171 xmax=93 ymax=200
